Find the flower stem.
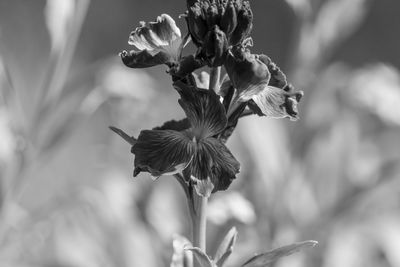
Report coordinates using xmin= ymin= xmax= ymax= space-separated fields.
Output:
xmin=209 ymin=66 xmax=221 ymax=92
xmin=190 ymin=191 xmax=208 ymax=267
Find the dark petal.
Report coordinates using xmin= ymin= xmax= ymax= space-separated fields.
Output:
xmin=203 ymin=25 xmax=228 ymax=67
xmin=120 ymin=49 xmax=169 ymax=68
xmin=169 ymin=55 xmax=206 ymax=78
xmin=131 ymin=130 xmax=194 ymax=177
xmin=152 ymin=118 xmax=191 ymax=131
xmin=258 ymin=55 xmax=288 ymax=89
xmin=190 ymin=137 xmax=240 ymax=192
xmin=225 ymin=48 xmax=270 ymax=100
xmin=174 ymin=81 xmax=227 ymax=138
xmin=229 ymin=1 xmax=253 ymax=46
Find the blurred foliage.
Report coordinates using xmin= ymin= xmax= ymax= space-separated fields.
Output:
xmin=0 ymin=0 xmax=400 ymax=266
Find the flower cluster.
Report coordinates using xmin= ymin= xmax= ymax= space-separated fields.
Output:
xmin=114 ymin=0 xmax=303 ymax=196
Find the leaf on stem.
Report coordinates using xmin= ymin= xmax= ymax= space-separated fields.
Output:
xmin=171 ymin=235 xmax=193 ymax=267
xmin=241 ymin=240 xmax=318 ymax=267
xmin=214 ymin=227 xmax=238 ymax=267
xmin=185 ymin=247 xmax=215 ymax=267
xmin=109 ymin=126 xmax=137 ymax=145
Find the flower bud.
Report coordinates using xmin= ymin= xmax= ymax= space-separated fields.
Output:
xmin=203 ymin=25 xmax=228 ymax=67
xmin=187 ymin=4 xmax=208 ymax=46
xmin=186 ymin=0 xmax=253 ymax=65
xmin=220 ymin=1 xmax=237 ymax=37
xmin=229 ymin=1 xmax=253 ymax=46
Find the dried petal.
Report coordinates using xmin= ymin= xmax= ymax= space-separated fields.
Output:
xmin=258 ymin=55 xmax=287 ymax=89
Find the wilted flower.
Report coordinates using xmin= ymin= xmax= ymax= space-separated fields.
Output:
xmin=225 ymin=47 xmax=303 ymax=120
xmin=130 ymin=81 xmax=240 ymax=196
xmin=186 ymin=0 xmax=253 ymax=66
xmin=120 ymin=14 xmax=187 ymax=68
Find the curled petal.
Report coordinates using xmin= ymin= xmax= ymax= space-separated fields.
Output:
xmin=190 ymin=138 xmax=240 ymax=192
xmin=131 ymin=130 xmax=193 ymax=177
xmin=174 ymin=81 xmax=227 ymax=138
xmin=249 ymin=85 xmax=303 ymax=121
xmin=258 ymin=55 xmax=287 ymax=89
xmin=120 ymin=50 xmax=170 ymax=68
xmin=225 ymin=48 xmax=270 ymax=100
xmin=128 ymin=14 xmax=181 ymax=51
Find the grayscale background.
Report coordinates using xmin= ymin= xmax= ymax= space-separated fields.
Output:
xmin=1 ymin=0 xmax=400 ymax=266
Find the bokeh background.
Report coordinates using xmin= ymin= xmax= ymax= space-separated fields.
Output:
xmin=1 ymin=0 xmax=400 ymax=266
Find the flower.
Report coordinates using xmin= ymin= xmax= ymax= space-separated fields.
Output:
xmin=131 ymin=81 xmax=240 ymax=196
xmin=185 ymin=0 xmax=253 ymax=66
xmin=225 ymin=47 xmax=304 ymax=120
xmin=120 ymin=14 xmax=187 ymax=68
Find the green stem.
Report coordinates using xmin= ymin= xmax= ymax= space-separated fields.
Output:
xmin=209 ymin=67 xmax=221 ymax=92
xmin=192 ymin=194 xmax=208 ymax=250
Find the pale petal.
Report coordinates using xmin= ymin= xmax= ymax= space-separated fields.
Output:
xmin=251 ymin=85 xmax=302 ymax=121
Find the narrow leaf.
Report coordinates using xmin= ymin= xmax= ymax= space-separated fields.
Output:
xmin=185 ymin=247 xmax=215 ymax=267
xmin=242 ymin=240 xmax=318 ymax=267
xmin=214 ymin=227 xmax=238 ymax=267
xmin=109 ymin=126 xmax=137 ymax=145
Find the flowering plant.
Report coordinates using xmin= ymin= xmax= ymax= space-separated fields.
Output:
xmin=111 ymin=1 xmax=315 ymax=266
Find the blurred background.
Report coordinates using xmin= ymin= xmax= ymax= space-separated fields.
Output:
xmin=1 ymin=0 xmax=400 ymax=266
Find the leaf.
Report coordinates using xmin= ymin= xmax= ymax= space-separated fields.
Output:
xmin=241 ymin=240 xmax=318 ymax=267
xmin=185 ymin=247 xmax=215 ymax=267
xmin=109 ymin=126 xmax=137 ymax=145
xmin=170 ymin=235 xmax=193 ymax=267
xmin=214 ymin=227 xmax=238 ymax=267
